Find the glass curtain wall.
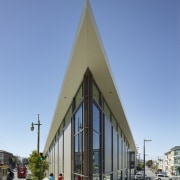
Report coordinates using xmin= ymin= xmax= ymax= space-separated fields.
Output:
xmin=73 ymin=85 xmax=84 ymax=179
xmin=54 ymin=140 xmax=58 ymax=178
xmin=92 ymin=81 xmax=101 ymax=179
xmin=58 ymin=131 xmax=63 ymax=175
xmin=103 ymin=101 xmax=111 ymax=179
xmin=46 ymin=69 xmax=132 ymax=180
xmin=64 ymin=121 xmax=71 ymax=179
xmin=74 ymin=105 xmax=84 ymax=177
xmin=112 ymin=117 xmax=118 ymax=180
xmin=92 ymin=73 xmax=131 ymax=179
xmin=92 ymin=104 xmax=101 ymax=179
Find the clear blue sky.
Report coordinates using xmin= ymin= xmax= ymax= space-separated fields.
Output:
xmin=0 ymin=0 xmax=179 ymax=160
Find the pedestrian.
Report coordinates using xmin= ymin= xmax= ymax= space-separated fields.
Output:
xmin=58 ymin=173 xmax=63 ymax=180
xmin=78 ymin=175 xmax=82 ymax=180
xmin=49 ymin=173 xmax=54 ymax=180
xmin=7 ymin=168 xmax=14 ymax=180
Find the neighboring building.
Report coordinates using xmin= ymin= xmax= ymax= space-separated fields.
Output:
xmin=0 ymin=150 xmax=13 ymax=168
xmin=158 ymin=158 xmax=164 ymax=171
xmin=165 ymin=146 xmax=180 ymax=176
xmin=154 ymin=157 xmax=166 ymax=174
xmin=43 ymin=1 xmax=137 ymax=180
xmin=22 ymin=157 xmax=28 ymax=165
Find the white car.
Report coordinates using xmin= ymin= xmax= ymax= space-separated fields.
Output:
xmin=155 ymin=174 xmax=172 ymax=180
xmin=135 ymin=172 xmax=143 ymax=179
xmin=135 ymin=172 xmax=149 ymax=180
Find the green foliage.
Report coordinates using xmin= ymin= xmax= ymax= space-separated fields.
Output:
xmin=146 ymin=160 xmax=153 ymax=168
xmin=28 ymin=151 xmax=49 ymax=180
xmin=136 ymin=161 xmax=144 ymax=171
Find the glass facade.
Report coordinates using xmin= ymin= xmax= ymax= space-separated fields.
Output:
xmin=93 ymin=104 xmax=101 ymax=175
xmin=46 ymin=70 xmax=134 ymax=180
xmin=74 ymin=105 xmax=84 ymax=175
xmin=104 ymin=115 xmax=112 ymax=174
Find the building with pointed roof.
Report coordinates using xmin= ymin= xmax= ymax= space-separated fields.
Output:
xmin=43 ymin=1 xmax=137 ymax=179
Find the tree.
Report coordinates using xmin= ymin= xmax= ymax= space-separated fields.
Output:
xmin=28 ymin=150 xmax=49 ymax=180
xmin=136 ymin=161 xmax=144 ymax=172
xmin=146 ymin=160 xmax=153 ymax=168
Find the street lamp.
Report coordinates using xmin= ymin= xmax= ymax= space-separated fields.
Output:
xmin=136 ymin=146 xmax=139 ymax=168
xmin=143 ymin=139 xmax=152 ymax=180
xmin=30 ymin=114 xmax=42 ymax=154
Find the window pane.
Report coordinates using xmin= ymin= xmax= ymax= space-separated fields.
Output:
xmin=74 ymin=175 xmax=83 ymax=180
xmin=74 ymin=132 xmax=83 ymax=174
xmin=58 ymin=134 xmax=63 ymax=174
xmin=104 ymin=116 xmax=112 ymax=173
xmin=118 ymin=170 xmax=123 ymax=180
xmin=118 ymin=126 xmax=121 ymax=137
xmin=104 ymin=102 xmax=110 ymax=120
xmin=75 ymin=106 xmax=83 ymax=134
xmin=65 ymin=106 xmax=72 ymax=125
xmin=64 ymin=123 xmax=71 ymax=179
xmin=75 ymin=85 xmax=83 ymax=108
xmin=93 ymin=131 xmax=100 ymax=174
xmin=103 ymin=174 xmax=111 ymax=180
xmin=93 ymin=175 xmax=100 ymax=180
xmin=118 ymin=135 xmax=122 ymax=170
xmin=93 ymin=83 xmax=100 ymax=104
xmin=113 ymin=129 xmax=117 ymax=178
xmin=75 ymin=133 xmax=83 ymax=153
xmin=93 ymin=131 xmax=100 ymax=149
xmin=93 ymin=104 xmax=100 ymax=133
xmin=112 ymin=116 xmax=116 ymax=129
xmin=74 ymin=105 xmax=84 ymax=175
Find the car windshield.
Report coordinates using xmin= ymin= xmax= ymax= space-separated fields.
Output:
xmin=157 ymin=175 xmax=164 ymax=177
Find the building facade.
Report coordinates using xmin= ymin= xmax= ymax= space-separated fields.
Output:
xmin=165 ymin=146 xmax=180 ymax=176
xmin=43 ymin=1 xmax=137 ymax=180
xmin=0 ymin=150 xmax=13 ymax=167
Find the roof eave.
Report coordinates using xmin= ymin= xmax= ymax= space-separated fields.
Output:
xmin=43 ymin=1 xmax=137 ymax=154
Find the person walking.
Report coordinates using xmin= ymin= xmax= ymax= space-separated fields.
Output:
xmin=58 ymin=173 xmax=63 ymax=180
xmin=49 ymin=173 xmax=54 ymax=180
xmin=7 ymin=168 xmax=14 ymax=180
xmin=78 ymin=175 xmax=82 ymax=180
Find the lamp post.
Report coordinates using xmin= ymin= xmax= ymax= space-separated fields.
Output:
xmin=143 ymin=139 xmax=152 ymax=180
xmin=30 ymin=114 xmax=42 ymax=154
xmin=136 ymin=146 xmax=139 ymax=168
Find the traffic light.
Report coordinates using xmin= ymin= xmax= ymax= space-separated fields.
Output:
xmin=39 ymin=152 xmax=44 ymax=161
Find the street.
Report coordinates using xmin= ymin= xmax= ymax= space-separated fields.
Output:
xmin=145 ymin=168 xmax=156 ymax=180
xmin=13 ymin=171 xmax=26 ymax=180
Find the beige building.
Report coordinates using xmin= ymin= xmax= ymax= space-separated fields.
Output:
xmin=165 ymin=146 xmax=180 ymax=176
xmin=43 ymin=1 xmax=137 ymax=179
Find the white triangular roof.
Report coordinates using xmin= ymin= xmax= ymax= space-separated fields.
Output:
xmin=44 ymin=0 xmax=136 ymax=154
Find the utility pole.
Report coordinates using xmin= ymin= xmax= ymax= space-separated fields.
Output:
xmin=30 ymin=114 xmax=42 ymax=154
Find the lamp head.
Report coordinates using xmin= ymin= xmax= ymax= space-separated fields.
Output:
xmin=144 ymin=139 xmax=152 ymax=142
xmin=30 ymin=122 xmax=34 ymax=131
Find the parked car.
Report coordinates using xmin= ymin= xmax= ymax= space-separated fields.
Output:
xmin=155 ymin=174 xmax=172 ymax=180
xmin=135 ymin=172 xmax=143 ymax=179
xmin=135 ymin=172 xmax=150 ymax=180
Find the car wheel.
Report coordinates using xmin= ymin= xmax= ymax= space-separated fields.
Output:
xmin=158 ymin=178 xmax=161 ymax=180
